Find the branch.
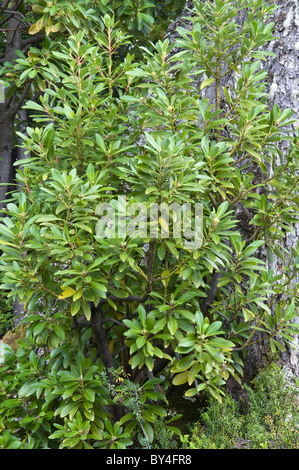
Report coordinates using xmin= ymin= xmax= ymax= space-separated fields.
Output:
xmin=90 ymin=304 xmax=124 ymax=420
xmin=133 ymin=345 xmax=174 ymax=383
xmin=90 ymin=305 xmax=116 ymax=378
xmin=0 ymin=0 xmax=25 ymax=28
xmin=147 ymin=241 xmax=155 ymax=292
xmin=11 ymin=80 xmax=31 ymax=115
xmin=98 ymin=293 xmax=149 ymax=307
xmin=101 ymin=317 xmax=124 ymax=327
xmin=200 ymin=271 xmax=222 ymax=315
xmin=111 ymin=293 xmax=148 ymax=302
xmin=30 ymin=88 xmax=43 ymax=102
xmin=0 ymin=0 xmax=12 ymax=16
xmin=21 ymin=33 xmax=45 ymax=48
xmin=0 ymin=26 xmax=27 ymax=31
xmin=208 ymin=192 xmax=218 ymax=209
xmin=71 ymin=321 xmax=89 ymax=329
xmin=232 ymin=334 xmax=268 ymax=352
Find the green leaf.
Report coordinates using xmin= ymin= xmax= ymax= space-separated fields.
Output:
xmin=53 ymin=324 xmax=65 ymax=340
xmin=1 ymin=398 xmax=23 ymax=408
xmin=205 ymin=321 xmax=223 ymax=337
xmin=207 ymin=337 xmax=235 ymax=350
xmin=200 ymin=78 xmax=215 ymax=90
xmin=71 ymin=299 xmax=81 ymax=316
xmin=145 ymin=355 xmax=154 ymax=371
xmin=184 ymin=387 xmax=199 ymax=397
xmin=59 ymin=402 xmax=79 ymax=419
xmin=158 ymin=243 xmax=166 ymax=261
xmin=146 ymin=404 xmax=167 ymax=418
xmin=172 ymin=371 xmax=189 ymax=385
xmin=126 ymin=68 xmax=147 ymax=77
xmin=138 ymin=304 xmax=147 ymax=327
xmin=108 ymin=288 xmax=128 ymax=298
xmin=142 ymin=421 xmax=154 ymax=443
xmin=95 ymin=134 xmax=107 ymax=153
xmin=188 ymin=362 xmax=201 ymax=385
xmin=242 ymin=308 xmax=256 ymax=322
xmin=84 ymin=388 xmax=95 ymax=402
xmin=82 ymin=299 xmax=91 ymax=321
xmin=167 ymin=316 xmax=178 ymax=336
xmin=241 ymin=240 xmax=264 ymax=258
xmin=0 ymin=343 xmax=15 ymax=364
xmin=171 ymin=355 xmax=195 ymax=373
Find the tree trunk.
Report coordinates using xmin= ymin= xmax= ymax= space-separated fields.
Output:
xmin=234 ymin=0 xmax=299 ymax=381
xmin=166 ymin=0 xmax=299 ymax=384
xmin=254 ymin=0 xmax=299 ymax=379
xmin=0 ymin=109 xmax=15 ymax=213
xmin=0 ymin=5 xmax=31 ymax=324
xmin=0 ymin=4 xmax=23 ymax=215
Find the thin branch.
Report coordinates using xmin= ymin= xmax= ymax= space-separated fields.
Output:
xmin=31 ymin=89 xmax=43 ymax=102
xmin=0 ymin=0 xmax=11 ymax=16
xmin=146 ymin=241 xmax=155 ymax=294
xmin=0 ymin=26 xmax=28 ymax=31
xmin=200 ymin=272 xmax=222 ymax=315
xmin=11 ymin=80 xmax=31 ymax=115
xmin=209 ymin=192 xmax=218 ymax=209
xmin=99 ymin=293 xmax=149 ymax=306
xmin=21 ymin=33 xmax=45 ymax=48
xmin=101 ymin=317 xmax=124 ymax=327
xmin=0 ymin=0 xmax=25 ymax=28
xmin=232 ymin=334 xmax=269 ymax=352
xmin=71 ymin=321 xmax=89 ymax=329
xmin=215 ymin=309 xmax=236 ymax=324
xmin=112 ymin=344 xmax=129 ymax=358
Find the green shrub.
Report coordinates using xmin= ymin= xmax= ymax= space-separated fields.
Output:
xmin=0 ymin=337 xmax=169 ymax=449
xmin=0 ymin=0 xmax=299 ymax=449
xmin=181 ymin=394 xmax=244 ymax=449
xmin=243 ymin=364 xmax=299 ymax=449
xmin=180 ymin=364 xmax=299 ymax=449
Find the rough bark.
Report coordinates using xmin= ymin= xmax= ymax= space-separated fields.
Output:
xmin=0 ymin=109 xmax=15 ymax=212
xmin=228 ymin=0 xmax=299 ymax=382
xmin=1 ymin=4 xmax=32 ymax=323
xmin=255 ymin=0 xmax=299 ymax=378
xmin=0 ymin=4 xmax=23 ymax=214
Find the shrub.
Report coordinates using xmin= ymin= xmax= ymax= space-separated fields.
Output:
xmin=180 ymin=364 xmax=299 ymax=449
xmin=0 ymin=0 xmax=299 ymax=449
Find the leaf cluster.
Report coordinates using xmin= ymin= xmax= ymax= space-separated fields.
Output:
xmin=0 ymin=0 xmax=298 ymax=448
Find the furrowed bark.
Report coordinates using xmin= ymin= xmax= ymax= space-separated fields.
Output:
xmin=0 ymin=3 xmax=23 ymax=214
xmin=165 ymin=0 xmax=299 ymax=384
